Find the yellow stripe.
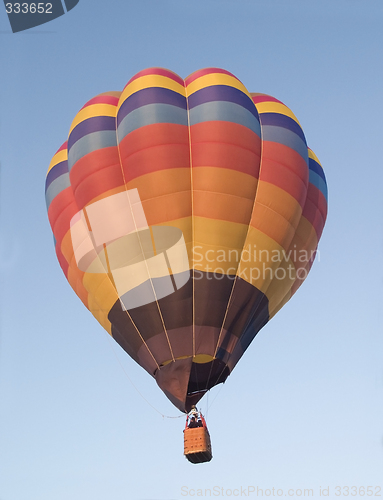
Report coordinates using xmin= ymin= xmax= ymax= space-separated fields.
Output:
xmin=237 ymin=226 xmax=286 ymax=295
xmin=192 ymin=218 xmax=248 ymax=275
xmin=194 ymin=216 xmax=248 ymax=250
xmin=256 ymin=181 xmax=302 ymax=230
xmin=269 ymin=289 xmax=292 ymax=320
xmin=254 ymin=101 xmax=301 ymax=126
xmin=161 ymin=354 xmax=215 ymax=367
xmin=145 ymin=216 xmax=248 ymax=274
xmin=186 ymin=73 xmax=252 ymax=99
xmin=60 ymin=231 xmax=75 ymax=265
xmin=69 ymin=104 xmax=118 ymax=134
xmin=293 ymin=216 xmax=318 ymax=253
xmin=87 ymin=296 xmax=113 ymax=335
xmin=47 ymin=148 xmax=68 ymax=174
xmin=119 ymin=75 xmax=186 ymax=105
xmin=149 ymin=226 xmax=157 ymax=255
xmin=308 ymin=148 xmax=323 ymax=168
xmin=193 ymin=354 xmax=214 ymax=363
xmin=84 ymin=273 xmax=118 ymax=331
xmin=264 ymin=257 xmax=296 ymax=312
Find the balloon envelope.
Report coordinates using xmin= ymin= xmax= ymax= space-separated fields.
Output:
xmin=45 ymin=68 xmax=327 ymax=412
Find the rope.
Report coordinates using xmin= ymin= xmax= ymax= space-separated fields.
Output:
xmin=106 ymin=333 xmax=184 ymax=419
xmin=206 ymin=384 xmax=223 ymax=413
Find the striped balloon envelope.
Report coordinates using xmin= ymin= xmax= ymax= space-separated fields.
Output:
xmin=45 ymin=68 xmax=327 ymax=413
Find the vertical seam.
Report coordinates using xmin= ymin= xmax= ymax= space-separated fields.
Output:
xmin=185 ymin=80 xmax=196 ymax=358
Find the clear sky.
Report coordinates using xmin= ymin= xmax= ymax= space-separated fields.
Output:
xmin=1 ymin=1 xmax=382 ymax=499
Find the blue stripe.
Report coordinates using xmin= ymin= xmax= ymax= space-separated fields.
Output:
xmin=45 ymin=173 xmax=70 ymax=208
xmin=117 ymin=103 xmax=188 ymax=142
xmin=45 ymin=160 xmax=68 ymax=192
xmin=68 ymin=130 xmax=117 ymax=170
xmin=68 ymin=116 xmax=116 ymax=150
xmin=117 ymin=87 xmax=187 ymax=127
xmin=261 ymin=125 xmax=308 ymax=163
xmin=260 ymin=112 xmax=306 ymax=143
xmin=188 ymin=85 xmax=258 ymax=118
xmin=309 ymin=170 xmax=328 ymax=201
xmin=189 ymin=101 xmax=261 ymax=136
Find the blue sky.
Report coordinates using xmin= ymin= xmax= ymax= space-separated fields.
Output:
xmin=1 ymin=1 xmax=382 ymax=499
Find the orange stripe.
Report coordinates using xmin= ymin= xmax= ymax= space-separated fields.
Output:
xmin=193 ymin=167 xmax=257 ymax=201
xmin=194 ymin=190 xmax=254 ymax=224
xmin=289 ymin=217 xmax=318 ymax=257
xmin=67 ymin=266 xmax=88 ymax=307
xmin=141 ymin=192 xmax=192 ymax=225
xmin=255 ymin=181 xmax=302 ymax=230
xmin=250 ymin=203 xmax=296 ymax=250
xmin=126 ymin=168 xmax=191 ymax=201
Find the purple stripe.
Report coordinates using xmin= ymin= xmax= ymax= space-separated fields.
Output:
xmin=259 ymin=112 xmax=306 ymax=143
xmin=187 ymin=85 xmax=259 ymax=119
xmin=117 ymin=87 xmax=187 ymax=127
xmin=45 ymin=160 xmax=68 ymax=192
xmin=309 ymin=157 xmax=326 ymax=183
xmin=68 ymin=116 xmax=116 ymax=150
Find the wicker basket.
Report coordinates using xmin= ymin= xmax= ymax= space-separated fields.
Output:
xmin=184 ymin=427 xmax=213 ymax=464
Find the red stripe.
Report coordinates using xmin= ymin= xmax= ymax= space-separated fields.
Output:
xmin=73 ymin=162 xmax=124 ymax=209
xmin=56 ymin=142 xmax=67 ymax=154
xmin=260 ymin=158 xmax=307 ymax=208
xmin=120 ymin=141 xmax=190 ymax=183
xmin=185 ymin=67 xmax=237 ymax=86
xmin=70 ymin=147 xmax=123 ymax=209
xmin=118 ymin=123 xmax=189 ymax=159
xmin=119 ymin=123 xmax=190 ymax=182
xmin=261 ymin=141 xmax=309 ymax=183
xmin=190 ymin=121 xmax=261 ymax=155
xmin=48 ymin=189 xmax=78 ymax=247
xmin=47 ymin=187 xmax=71 ymax=233
xmin=307 ymin=183 xmax=327 ymax=224
xmin=251 ymin=94 xmax=284 ymax=106
xmin=124 ymin=67 xmax=185 ymax=88
xmin=120 ymin=121 xmax=262 ymax=180
xmin=81 ymin=95 xmax=120 ymax=110
xmin=190 ymin=121 xmax=261 ymax=178
xmin=302 ymin=191 xmax=326 ymax=240
xmin=191 ymin=141 xmax=261 ymax=177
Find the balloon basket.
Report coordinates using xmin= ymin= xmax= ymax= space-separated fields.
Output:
xmin=184 ymin=427 xmax=212 ymax=464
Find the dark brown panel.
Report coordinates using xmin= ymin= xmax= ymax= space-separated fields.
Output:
xmin=108 ymin=273 xmax=269 ymax=410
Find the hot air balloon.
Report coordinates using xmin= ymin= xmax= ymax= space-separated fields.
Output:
xmin=45 ymin=68 xmax=327 ymax=447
